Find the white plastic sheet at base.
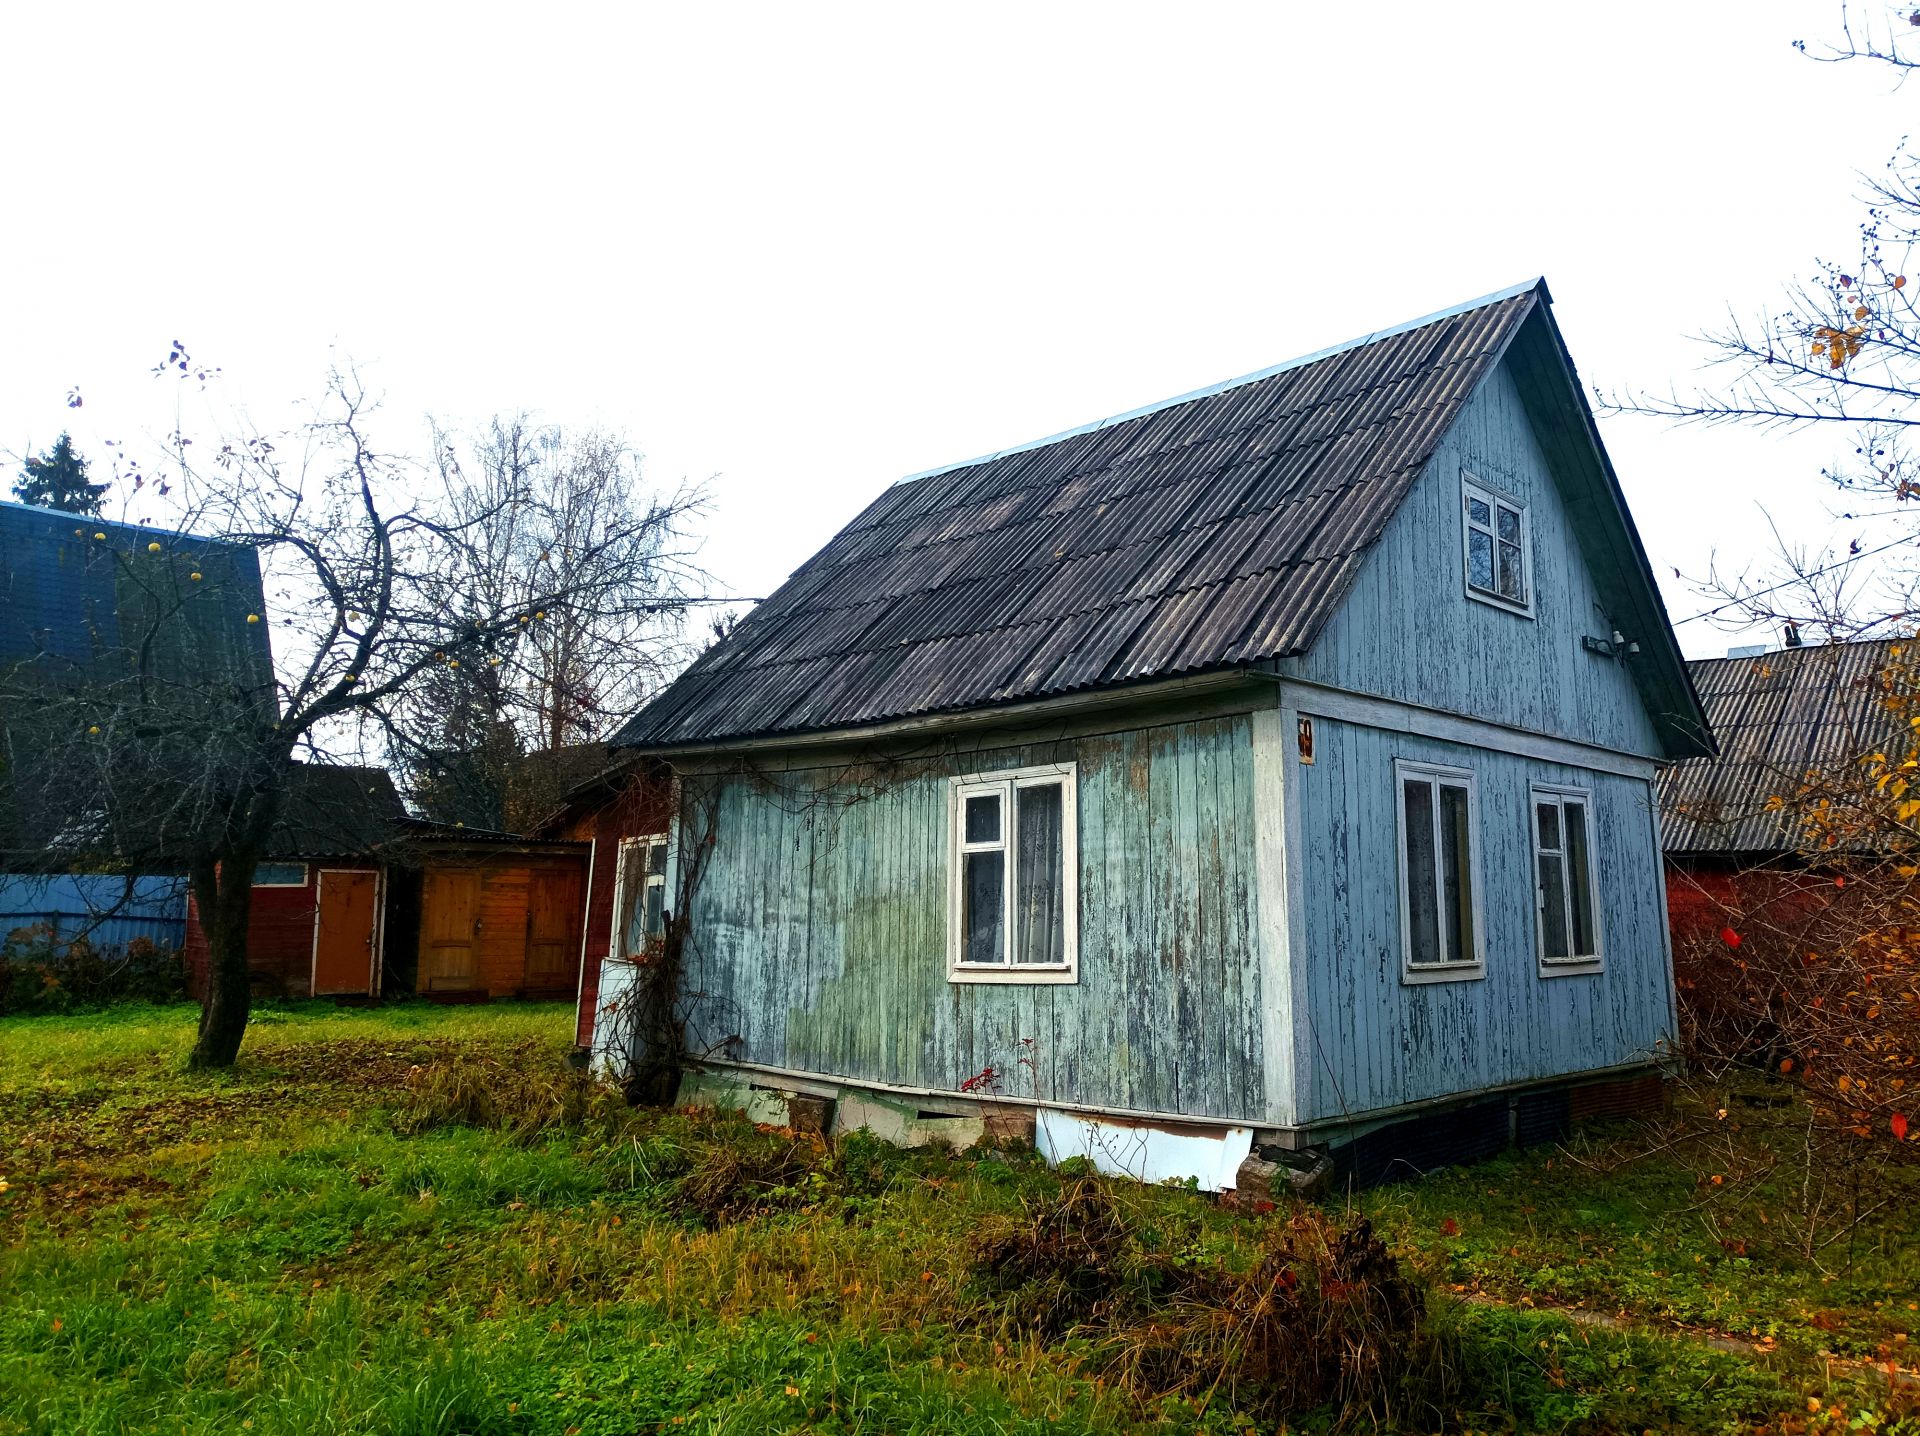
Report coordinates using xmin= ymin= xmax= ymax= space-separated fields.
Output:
xmin=1036 ymin=1108 xmax=1253 ymax=1191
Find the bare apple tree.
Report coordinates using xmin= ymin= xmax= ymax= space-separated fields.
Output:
xmin=1 ymin=357 xmax=708 ymax=1068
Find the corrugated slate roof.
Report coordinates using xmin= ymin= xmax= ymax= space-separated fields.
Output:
xmin=0 ymin=499 xmax=271 ymax=684
xmin=1659 ymin=640 xmax=1904 ymax=854
xmin=619 ymin=283 xmax=1545 ymax=748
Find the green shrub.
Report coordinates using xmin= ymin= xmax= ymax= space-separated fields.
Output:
xmin=0 ymin=929 xmax=185 ymax=1015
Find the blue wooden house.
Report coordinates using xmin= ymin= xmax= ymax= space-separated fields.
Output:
xmin=603 ymin=279 xmax=1712 ymax=1185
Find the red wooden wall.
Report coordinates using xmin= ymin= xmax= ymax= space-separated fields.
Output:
xmin=184 ymin=862 xmax=382 ymax=999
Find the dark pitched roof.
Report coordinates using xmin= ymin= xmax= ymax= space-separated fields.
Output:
xmin=0 ymin=499 xmax=270 ymax=684
xmin=271 ymin=764 xmax=408 ymax=858
xmin=616 ymin=279 xmax=1705 ymax=753
xmin=1659 ymin=640 xmax=1903 ymax=855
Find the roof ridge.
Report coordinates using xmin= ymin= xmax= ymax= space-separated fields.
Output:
xmin=896 ymin=278 xmax=1546 ymax=486
xmin=0 ymin=495 xmax=244 ymax=549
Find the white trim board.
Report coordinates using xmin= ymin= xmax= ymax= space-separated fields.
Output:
xmin=1249 ymin=707 xmax=1297 ymax=1129
xmin=1274 ymin=680 xmax=1660 ymax=781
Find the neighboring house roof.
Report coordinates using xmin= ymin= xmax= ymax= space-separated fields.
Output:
xmin=1659 ymin=639 xmax=1904 ymax=856
xmin=615 ymin=278 xmax=1706 ymax=754
xmin=0 ymin=499 xmax=270 ymax=682
xmin=270 ymin=763 xmax=410 ymax=858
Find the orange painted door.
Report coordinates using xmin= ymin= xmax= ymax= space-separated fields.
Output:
xmin=419 ymin=869 xmax=482 ymax=991
xmin=524 ymin=866 xmax=582 ymax=990
xmin=313 ymin=870 xmax=378 ymax=995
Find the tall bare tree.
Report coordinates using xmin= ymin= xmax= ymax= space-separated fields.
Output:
xmin=1 ymin=358 xmax=708 ymax=1068
xmin=393 ymin=417 xmax=699 ymax=830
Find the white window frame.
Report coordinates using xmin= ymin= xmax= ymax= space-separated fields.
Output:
xmin=946 ymin=761 xmax=1078 ymax=985
xmin=1530 ymin=782 xmax=1604 ymax=975
xmin=1394 ymin=758 xmax=1486 ymax=985
xmin=608 ymin=831 xmax=670 ymax=963
xmin=253 ymin=862 xmax=309 ymax=888
xmin=1461 ymin=471 xmax=1534 ymax=618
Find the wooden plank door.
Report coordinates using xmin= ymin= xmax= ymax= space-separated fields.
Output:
xmin=419 ymin=869 xmax=482 ymax=991
xmin=312 ymin=870 xmax=379 ymax=996
xmin=524 ymin=865 xmax=582 ymax=991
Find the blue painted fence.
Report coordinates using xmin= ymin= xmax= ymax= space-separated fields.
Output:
xmin=0 ymin=873 xmax=189 ymax=954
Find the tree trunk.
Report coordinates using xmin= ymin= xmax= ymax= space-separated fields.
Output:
xmin=188 ymin=854 xmax=256 ymax=1070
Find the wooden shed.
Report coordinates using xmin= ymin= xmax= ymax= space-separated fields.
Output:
xmin=1659 ymin=637 xmax=1903 ymax=937
xmin=184 ymin=764 xmax=590 ymax=1002
xmin=184 ymin=765 xmax=407 ymax=1000
xmin=406 ymin=831 xmax=591 ymax=1000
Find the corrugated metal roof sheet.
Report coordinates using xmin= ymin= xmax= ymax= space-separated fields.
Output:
xmin=1658 ymin=640 xmax=1904 ymax=854
xmin=617 ymin=284 xmax=1556 ymax=748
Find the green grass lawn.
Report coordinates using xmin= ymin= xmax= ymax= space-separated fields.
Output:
xmin=0 ymin=1001 xmax=1913 ymax=1434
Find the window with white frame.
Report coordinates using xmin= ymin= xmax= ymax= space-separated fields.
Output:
xmin=611 ymin=833 xmax=669 ymax=961
xmin=948 ymin=763 xmax=1077 ymax=983
xmin=1462 ymin=473 xmax=1531 ymax=613
xmin=1532 ymin=784 xmax=1602 ymax=971
xmin=1395 ymin=760 xmax=1483 ymax=981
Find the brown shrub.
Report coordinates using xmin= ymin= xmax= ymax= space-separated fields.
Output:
xmin=967 ymin=1174 xmax=1132 ymax=1335
xmin=1106 ymin=1211 xmax=1454 ymax=1427
xmin=393 ymin=1044 xmax=602 ymax=1141
xmin=669 ymin=1127 xmax=822 ymax=1225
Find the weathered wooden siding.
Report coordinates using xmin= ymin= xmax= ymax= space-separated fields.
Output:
xmin=678 ymin=715 xmax=1267 ymax=1121
xmin=1279 ymin=359 xmax=1664 ymax=759
xmin=1288 ymin=715 xmax=1673 ymax=1125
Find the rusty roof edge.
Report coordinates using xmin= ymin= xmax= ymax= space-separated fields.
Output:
xmin=896 ymin=278 xmax=1549 ymax=486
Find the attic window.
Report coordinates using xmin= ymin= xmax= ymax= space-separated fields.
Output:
xmin=948 ymin=763 xmax=1078 ymax=985
xmin=1461 ymin=473 xmax=1532 ymax=615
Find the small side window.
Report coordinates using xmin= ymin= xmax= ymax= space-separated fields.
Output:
xmin=1396 ymin=759 xmax=1484 ymax=983
xmin=613 ymin=833 xmax=670 ymax=960
xmin=1532 ymin=784 xmax=1602 ymax=973
xmin=948 ymin=763 xmax=1077 ymax=984
xmin=254 ymin=862 xmax=308 ymax=887
xmin=1462 ymin=473 xmax=1532 ymax=615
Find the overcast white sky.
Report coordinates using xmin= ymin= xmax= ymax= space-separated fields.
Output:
xmin=3 ymin=2 xmax=1914 ymax=661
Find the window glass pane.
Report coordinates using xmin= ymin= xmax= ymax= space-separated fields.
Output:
xmin=643 ymin=882 xmax=665 ymax=938
xmin=1402 ymin=778 xmax=1440 ymax=964
xmin=616 ymin=843 xmax=646 ymax=959
xmin=1014 ymin=781 xmax=1065 ymax=964
xmin=1467 ymin=529 xmax=1494 ymax=592
xmin=1538 ymin=852 xmax=1570 ymax=959
xmin=255 ymin=863 xmax=306 ymax=886
xmin=964 ymin=792 xmax=1002 ymax=845
xmin=1496 ymin=504 xmax=1521 ymax=544
xmin=1439 ymin=782 xmax=1474 ymax=964
xmin=1564 ymin=800 xmax=1596 ymax=956
xmin=963 ymin=849 xmax=1005 ymax=963
xmin=647 ymin=839 xmax=668 ymax=876
xmin=1535 ymin=800 xmax=1560 ymax=852
xmin=1467 ymin=494 xmax=1491 ymax=527
xmin=1497 ymin=540 xmax=1524 ymax=601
